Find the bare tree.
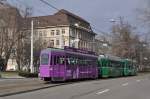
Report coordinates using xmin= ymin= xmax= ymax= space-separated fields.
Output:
xmin=137 ymin=0 xmax=150 ymax=71
xmin=15 ymin=6 xmax=33 ymax=71
xmin=0 ymin=1 xmax=33 ymax=71
xmin=0 ymin=4 xmax=22 ymax=71
xmin=111 ymin=17 xmax=138 ymax=59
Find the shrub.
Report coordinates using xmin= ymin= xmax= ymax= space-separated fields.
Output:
xmin=18 ymin=71 xmax=38 ymax=78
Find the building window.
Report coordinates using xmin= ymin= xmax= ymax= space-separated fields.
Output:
xmin=43 ymin=30 xmax=47 ymax=36
xmin=62 ymin=29 xmax=65 ymax=34
xmin=51 ymin=30 xmax=55 ymax=36
xmin=64 ymin=40 xmax=65 ymax=45
xmin=39 ymin=31 xmax=42 ymax=36
xmin=50 ymin=40 xmax=54 ymax=47
xmin=56 ymin=30 xmax=60 ymax=35
xmin=69 ymin=28 xmax=72 ymax=36
xmin=56 ymin=40 xmax=59 ymax=45
xmin=34 ymin=30 xmax=38 ymax=35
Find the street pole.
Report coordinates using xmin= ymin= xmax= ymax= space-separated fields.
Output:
xmin=140 ymin=51 xmax=143 ymax=71
xmin=30 ymin=20 xmax=34 ymax=73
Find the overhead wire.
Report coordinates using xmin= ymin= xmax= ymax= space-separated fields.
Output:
xmin=39 ymin=0 xmax=112 ymax=37
xmin=17 ymin=0 xmax=150 ymax=39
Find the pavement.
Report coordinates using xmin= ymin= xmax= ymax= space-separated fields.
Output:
xmin=0 ymin=78 xmax=63 ymax=97
xmin=0 ymin=72 xmax=23 ymax=79
xmin=0 ymin=73 xmax=150 ymax=99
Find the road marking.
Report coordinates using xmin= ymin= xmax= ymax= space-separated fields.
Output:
xmin=122 ymin=83 xmax=129 ymax=86
xmin=96 ymin=89 xmax=110 ymax=95
xmin=136 ymin=80 xmax=141 ymax=82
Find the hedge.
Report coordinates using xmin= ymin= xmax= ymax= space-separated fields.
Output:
xmin=18 ymin=71 xmax=38 ymax=78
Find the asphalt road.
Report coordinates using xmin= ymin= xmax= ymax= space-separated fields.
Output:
xmin=2 ymin=74 xmax=150 ymax=99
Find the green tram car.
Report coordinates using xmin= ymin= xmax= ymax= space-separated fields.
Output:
xmin=98 ymin=55 xmax=137 ymax=78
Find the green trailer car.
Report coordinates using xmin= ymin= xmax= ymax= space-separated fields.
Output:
xmin=98 ymin=55 xmax=137 ymax=78
xmin=122 ymin=59 xmax=137 ymax=76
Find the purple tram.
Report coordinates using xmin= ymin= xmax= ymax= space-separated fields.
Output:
xmin=39 ymin=46 xmax=98 ymax=82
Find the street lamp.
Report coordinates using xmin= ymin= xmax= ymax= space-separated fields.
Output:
xmin=144 ymin=57 xmax=148 ymax=60
xmin=74 ymin=23 xmax=79 ymax=27
xmin=109 ymin=18 xmax=116 ymax=23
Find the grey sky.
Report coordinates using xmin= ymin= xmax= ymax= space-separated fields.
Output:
xmin=8 ymin=0 xmax=144 ymax=34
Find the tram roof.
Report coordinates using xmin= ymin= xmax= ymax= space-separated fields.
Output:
xmin=41 ymin=48 xmax=98 ymax=58
xmin=98 ymin=54 xmax=123 ymax=62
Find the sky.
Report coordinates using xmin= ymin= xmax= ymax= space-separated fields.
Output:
xmin=7 ymin=0 xmax=146 ymax=35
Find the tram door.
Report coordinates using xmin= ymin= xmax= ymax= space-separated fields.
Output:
xmin=52 ymin=55 xmax=65 ymax=81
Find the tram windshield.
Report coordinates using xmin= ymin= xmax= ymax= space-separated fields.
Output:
xmin=41 ymin=54 xmax=49 ymax=65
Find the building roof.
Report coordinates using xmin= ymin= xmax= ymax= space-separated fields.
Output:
xmin=55 ymin=9 xmax=89 ymax=24
xmin=22 ymin=9 xmax=92 ymax=31
xmin=23 ymin=13 xmax=69 ymax=28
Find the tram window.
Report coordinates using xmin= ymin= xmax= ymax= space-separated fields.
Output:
xmin=84 ymin=60 xmax=88 ymax=66
xmin=84 ymin=59 xmax=87 ymax=66
xmin=87 ymin=60 xmax=91 ymax=65
xmin=66 ymin=56 xmax=77 ymax=65
xmin=66 ymin=56 xmax=72 ymax=65
xmin=59 ymin=57 xmax=65 ymax=65
xmin=56 ymin=56 xmax=59 ymax=64
xmin=68 ymin=57 xmax=71 ymax=65
xmin=54 ymin=56 xmax=57 ymax=65
xmin=41 ymin=54 xmax=49 ymax=65
xmin=70 ymin=57 xmax=75 ymax=65
xmin=77 ymin=59 xmax=80 ymax=65
xmin=56 ymin=56 xmax=64 ymax=65
xmin=66 ymin=57 xmax=69 ymax=65
xmin=50 ymin=56 xmax=53 ymax=65
xmin=70 ymin=58 xmax=74 ymax=65
xmin=75 ymin=58 xmax=78 ymax=65
xmin=78 ymin=59 xmax=82 ymax=65
xmin=82 ymin=60 xmax=85 ymax=66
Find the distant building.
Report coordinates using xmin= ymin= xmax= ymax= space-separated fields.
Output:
xmin=95 ymin=39 xmax=111 ymax=55
xmin=22 ymin=9 xmax=96 ymax=51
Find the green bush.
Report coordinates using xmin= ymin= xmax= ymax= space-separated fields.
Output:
xmin=18 ymin=71 xmax=38 ymax=78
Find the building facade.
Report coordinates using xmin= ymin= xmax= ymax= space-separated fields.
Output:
xmin=1 ymin=8 xmax=97 ymax=71
xmin=23 ymin=9 xmax=96 ymax=51
xmin=95 ymin=39 xmax=111 ymax=55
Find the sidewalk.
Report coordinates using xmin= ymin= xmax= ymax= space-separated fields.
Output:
xmin=0 ymin=72 xmax=64 ymax=97
xmin=1 ymin=75 xmax=24 ymax=79
xmin=0 ymin=71 xmax=24 ymax=79
xmin=0 ymin=77 xmax=62 ymax=97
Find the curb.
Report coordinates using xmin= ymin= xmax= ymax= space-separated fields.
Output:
xmin=0 ymin=78 xmax=25 ymax=79
xmin=0 ymin=80 xmax=92 ymax=97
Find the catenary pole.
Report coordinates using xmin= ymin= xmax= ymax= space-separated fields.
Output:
xmin=30 ymin=20 xmax=34 ymax=73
